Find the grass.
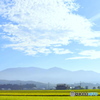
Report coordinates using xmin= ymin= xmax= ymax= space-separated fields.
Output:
xmin=0 ymin=89 xmax=100 ymax=96
xmin=0 ymin=89 xmax=100 ymax=100
xmin=0 ymin=96 xmax=100 ymax=100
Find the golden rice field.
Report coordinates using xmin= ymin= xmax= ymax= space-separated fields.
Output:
xmin=1 ymin=96 xmax=100 ymax=100
xmin=0 ymin=89 xmax=100 ymax=100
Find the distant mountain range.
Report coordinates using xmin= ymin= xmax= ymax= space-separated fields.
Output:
xmin=0 ymin=67 xmax=100 ymax=84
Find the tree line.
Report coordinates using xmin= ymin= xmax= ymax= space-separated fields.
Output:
xmin=0 ymin=84 xmax=36 ymax=90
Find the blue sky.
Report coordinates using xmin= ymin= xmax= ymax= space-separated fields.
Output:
xmin=0 ymin=0 xmax=100 ymax=72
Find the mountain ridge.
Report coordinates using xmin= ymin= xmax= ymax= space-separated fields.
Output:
xmin=0 ymin=67 xmax=100 ymax=84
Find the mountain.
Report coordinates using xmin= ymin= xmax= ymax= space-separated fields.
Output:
xmin=0 ymin=67 xmax=100 ymax=84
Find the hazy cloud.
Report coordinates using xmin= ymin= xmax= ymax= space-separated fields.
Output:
xmin=90 ymin=13 xmax=100 ymax=22
xmin=53 ymin=48 xmax=73 ymax=54
xmin=67 ymin=50 xmax=100 ymax=60
xmin=0 ymin=0 xmax=100 ymax=55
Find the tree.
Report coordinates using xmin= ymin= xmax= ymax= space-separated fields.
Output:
xmin=97 ymin=86 xmax=100 ymax=89
xmin=93 ymin=87 xmax=96 ymax=89
xmin=85 ymin=86 xmax=88 ymax=89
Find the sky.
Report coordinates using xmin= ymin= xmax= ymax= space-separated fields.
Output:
xmin=0 ymin=0 xmax=100 ymax=72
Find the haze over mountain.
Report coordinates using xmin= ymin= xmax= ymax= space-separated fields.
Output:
xmin=0 ymin=67 xmax=100 ymax=84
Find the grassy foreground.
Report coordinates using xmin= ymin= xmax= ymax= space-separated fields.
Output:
xmin=0 ymin=89 xmax=100 ymax=96
xmin=0 ymin=90 xmax=100 ymax=100
xmin=0 ymin=96 xmax=100 ymax=100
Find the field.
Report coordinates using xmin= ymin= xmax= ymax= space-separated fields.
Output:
xmin=0 ymin=89 xmax=100 ymax=100
xmin=1 ymin=96 xmax=100 ymax=100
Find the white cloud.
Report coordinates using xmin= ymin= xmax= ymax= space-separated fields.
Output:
xmin=0 ymin=0 xmax=100 ymax=55
xmin=53 ymin=48 xmax=73 ymax=54
xmin=67 ymin=50 xmax=100 ymax=60
xmin=90 ymin=13 xmax=100 ymax=22
xmin=66 ymin=56 xmax=90 ymax=60
xmin=79 ymin=50 xmax=100 ymax=59
xmin=79 ymin=38 xmax=100 ymax=47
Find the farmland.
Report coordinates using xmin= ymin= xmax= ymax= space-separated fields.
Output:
xmin=1 ymin=96 xmax=100 ymax=100
xmin=0 ymin=89 xmax=100 ymax=96
xmin=0 ymin=90 xmax=100 ymax=100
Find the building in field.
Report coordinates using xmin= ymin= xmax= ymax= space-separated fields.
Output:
xmin=56 ymin=84 xmax=67 ymax=90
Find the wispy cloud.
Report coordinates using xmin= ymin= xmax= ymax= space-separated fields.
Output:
xmin=67 ymin=50 xmax=100 ymax=60
xmin=66 ymin=56 xmax=90 ymax=60
xmin=53 ymin=48 xmax=73 ymax=54
xmin=0 ymin=0 xmax=100 ymax=55
xmin=90 ymin=13 xmax=100 ymax=22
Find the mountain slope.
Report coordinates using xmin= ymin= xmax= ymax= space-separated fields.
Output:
xmin=0 ymin=67 xmax=100 ymax=83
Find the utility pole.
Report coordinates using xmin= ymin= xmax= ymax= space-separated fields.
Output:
xmin=48 ymin=82 xmax=49 ymax=90
xmin=80 ymin=81 xmax=81 ymax=89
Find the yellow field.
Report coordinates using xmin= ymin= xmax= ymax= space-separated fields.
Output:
xmin=0 ymin=96 xmax=100 ymax=100
xmin=0 ymin=90 xmax=70 ymax=96
xmin=0 ymin=89 xmax=100 ymax=100
xmin=0 ymin=89 xmax=100 ymax=96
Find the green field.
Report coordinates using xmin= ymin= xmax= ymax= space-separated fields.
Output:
xmin=0 ymin=89 xmax=100 ymax=100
